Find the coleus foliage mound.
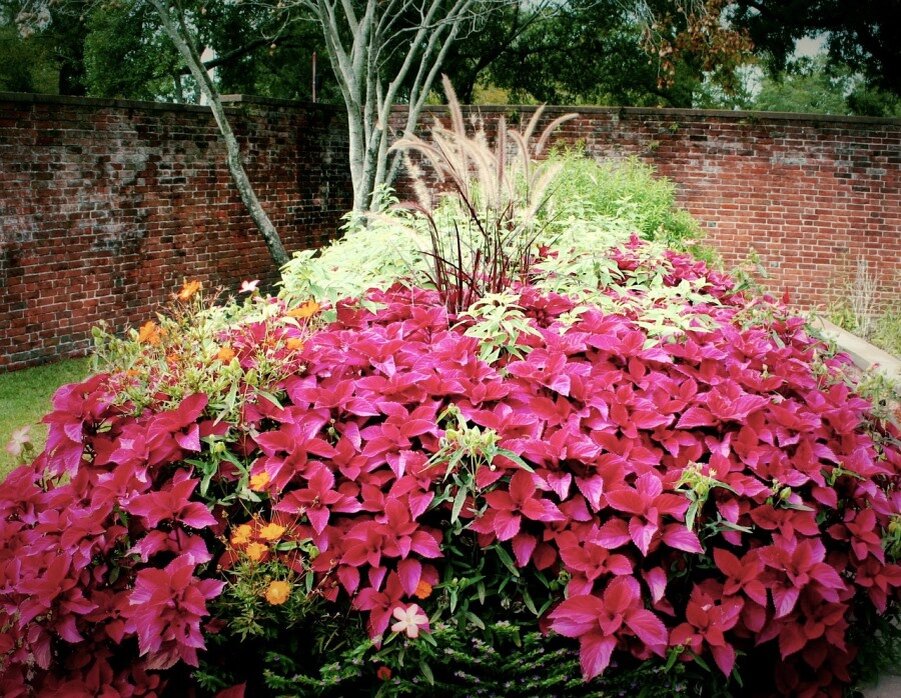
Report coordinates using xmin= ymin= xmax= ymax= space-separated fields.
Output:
xmin=1 ymin=242 xmax=899 ymax=697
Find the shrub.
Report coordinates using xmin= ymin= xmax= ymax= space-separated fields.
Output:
xmin=2 ymin=241 xmax=899 ymax=696
xmin=538 ymin=152 xmax=703 ymax=250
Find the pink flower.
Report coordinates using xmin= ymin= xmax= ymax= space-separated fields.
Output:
xmin=5 ymin=425 xmax=32 ymax=457
xmin=240 ymin=279 xmax=260 ymax=294
xmin=390 ymin=603 xmax=429 ymax=638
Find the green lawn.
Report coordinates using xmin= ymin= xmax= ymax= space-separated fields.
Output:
xmin=0 ymin=357 xmax=92 ymax=480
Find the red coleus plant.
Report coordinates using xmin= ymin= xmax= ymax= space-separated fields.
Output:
xmin=0 ymin=385 xmax=223 ymax=694
xmin=1 ymin=239 xmax=899 ymax=696
xmin=549 ymin=575 xmax=668 ymax=679
xmin=669 ymin=580 xmax=744 ymax=676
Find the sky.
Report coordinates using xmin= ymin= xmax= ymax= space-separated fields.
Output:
xmin=796 ymin=35 xmax=827 ymax=57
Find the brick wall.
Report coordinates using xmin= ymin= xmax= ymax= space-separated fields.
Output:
xmin=0 ymin=94 xmax=351 ymax=370
xmin=405 ymin=105 xmax=900 ymax=311
xmin=1 ymin=95 xmax=898 ymax=371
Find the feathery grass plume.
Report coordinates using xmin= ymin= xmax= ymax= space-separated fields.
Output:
xmin=391 ymin=75 xmax=577 ymax=313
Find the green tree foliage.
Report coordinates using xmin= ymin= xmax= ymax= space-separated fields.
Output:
xmin=2 ymin=0 xmax=330 ymax=102
xmin=83 ymin=3 xmax=183 ymax=100
xmin=439 ymin=0 xmax=758 ymax=108
xmin=443 ymin=0 xmax=698 ymax=107
xmin=1 ymin=0 xmax=89 ymax=94
xmin=728 ymin=0 xmax=901 ymax=97
xmin=0 ymin=22 xmax=56 ymax=91
xmin=752 ymin=56 xmax=900 ymax=116
xmin=694 ymin=54 xmax=901 ymax=117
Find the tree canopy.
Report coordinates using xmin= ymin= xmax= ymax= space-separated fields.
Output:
xmin=728 ymin=0 xmax=901 ymax=97
xmin=3 ymin=0 xmax=898 ymax=117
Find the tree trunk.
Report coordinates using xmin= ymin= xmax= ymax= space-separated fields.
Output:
xmin=149 ymin=0 xmax=290 ymax=269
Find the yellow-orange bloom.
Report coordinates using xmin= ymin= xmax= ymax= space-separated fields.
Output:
xmin=414 ymin=580 xmax=433 ymax=600
xmin=286 ymin=338 xmax=304 ymax=351
xmin=230 ymin=524 xmax=253 ymax=547
xmin=259 ymin=523 xmax=286 ymax=541
xmin=177 ymin=279 xmax=202 ymax=301
xmin=245 ymin=542 xmax=267 ymax=562
xmin=137 ymin=321 xmax=161 ymax=346
xmin=216 ymin=345 xmax=236 ymax=363
xmin=287 ymin=300 xmax=321 ymax=319
xmin=249 ymin=471 xmax=270 ymax=491
xmin=264 ymin=580 xmax=291 ymax=605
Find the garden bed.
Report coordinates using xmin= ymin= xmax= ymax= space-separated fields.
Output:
xmin=1 ymin=110 xmax=899 ymax=696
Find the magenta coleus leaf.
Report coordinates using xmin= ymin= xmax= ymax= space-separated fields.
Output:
xmin=126 ymin=471 xmax=216 ymax=530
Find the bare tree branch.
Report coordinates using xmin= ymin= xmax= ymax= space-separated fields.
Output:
xmin=149 ymin=0 xmax=289 ymax=266
xmin=278 ymin=0 xmax=512 ymax=213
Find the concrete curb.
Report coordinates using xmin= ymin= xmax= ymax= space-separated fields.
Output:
xmin=810 ymin=318 xmax=901 ymax=384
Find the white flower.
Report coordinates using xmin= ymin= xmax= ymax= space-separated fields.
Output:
xmin=240 ymin=279 xmax=260 ymax=294
xmin=5 ymin=425 xmax=32 ymax=457
xmin=390 ymin=603 xmax=429 ymax=638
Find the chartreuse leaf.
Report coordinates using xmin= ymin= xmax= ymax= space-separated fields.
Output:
xmin=450 ymin=486 xmax=468 ymax=523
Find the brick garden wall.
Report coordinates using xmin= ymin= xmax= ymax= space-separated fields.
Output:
xmin=0 ymin=94 xmax=351 ymax=370
xmin=1 ymin=94 xmax=898 ymax=370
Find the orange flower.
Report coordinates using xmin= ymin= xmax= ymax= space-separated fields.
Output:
xmin=230 ymin=524 xmax=253 ymax=547
xmin=414 ymin=580 xmax=433 ymax=600
xmin=245 ymin=542 xmax=267 ymax=562
xmin=137 ymin=320 xmax=161 ymax=346
xmin=376 ymin=666 xmax=392 ymax=681
xmin=264 ymin=580 xmax=291 ymax=606
xmin=249 ymin=471 xmax=270 ymax=491
xmin=286 ymin=338 xmax=304 ymax=351
xmin=287 ymin=300 xmax=321 ymax=319
xmin=124 ymin=369 xmax=140 ymax=378
xmin=177 ymin=279 xmax=202 ymax=301
xmin=166 ymin=351 xmax=180 ymax=366
xmin=216 ymin=345 xmax=236 ymax=363
xmin=259 ymin=523 xmax=286 ymax=542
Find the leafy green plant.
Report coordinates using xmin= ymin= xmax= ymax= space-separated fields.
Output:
xmin=456 ymin=292 xmax=541 ymax=363
xmin=91 ymin=280 xmax=320 ymax=421
xmin=537 ymin=152 xmax=702 ymax=249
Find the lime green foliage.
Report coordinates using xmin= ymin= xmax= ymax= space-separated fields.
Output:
xmin=0 ymin=358 xmax=91 ymax=479
xmin=853 ymin=370 xmax=901 ymax=426
xmin=540 ymin=153 xmax=701 ymax=248
xmin=531 ymin=223 xmax=723 ymax=337
xmin=457 ymin=292 xmax=542 ymax=362
xmin=281 ymin=209 xmax=721 ymax=340
xmin=280 ymin=153 xmax=715 ymax=326
xmin=280 ymin=192 xmax=425 ymax=310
